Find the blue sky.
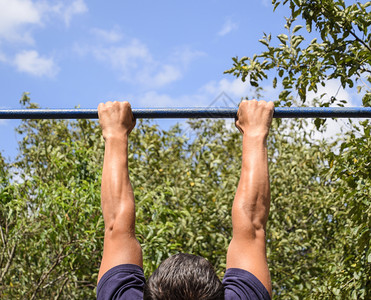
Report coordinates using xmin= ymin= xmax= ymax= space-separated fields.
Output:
xmin=0 ymin=0 xmax=363 ymax=160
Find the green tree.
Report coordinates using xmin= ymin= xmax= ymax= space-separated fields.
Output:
xmin=3 ymin=94 xmax=369 ymax=299
xmin=318 ymin=120 xmax=370 ymax=299
xmin=1 ymin=2 xmax=370 ymax=297
xmin=224 ymin=0 xmax=371 ymax=298
xmin=1 ymin=95 xmax=104 ymax=299
xmin=225 ymin=0 xmax=371 ymax=106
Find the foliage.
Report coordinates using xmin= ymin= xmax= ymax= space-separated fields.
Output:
xmin=1 ymin=95 xmax=370 ymax=299
xmin=225 ymin=0 xmax=371 ymax=106
xmin=1 ymin=2 xmax=370 ymax=298
xmin=1 ymin=96 xmax=104 ymax=299
xmin=223 ymin=1 xmax=371 ymax=297
xmin=317 ymin=119 xmax=370 ymax=299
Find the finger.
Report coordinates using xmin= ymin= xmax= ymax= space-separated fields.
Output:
xmin=267 ymin=101 xmax=275 ymax=111
xmin=235 ymin=120 xmax=243 ymax=134
xmin=98 ymin=102 xmax=103 ymax=112
xmin=97 ymin=102 xmax=105 ymax=119
xmin=265 ymin=101 xmax=275 ymax=117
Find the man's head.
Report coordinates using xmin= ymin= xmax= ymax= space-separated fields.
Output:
xmin=143 ymin=253 xmax=224 ymax=300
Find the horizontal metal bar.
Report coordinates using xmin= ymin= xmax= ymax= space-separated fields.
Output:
xmin=0 ymin=107 xmax=370 ymax=119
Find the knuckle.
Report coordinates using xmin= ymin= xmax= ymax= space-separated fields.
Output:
xmin=267 ymin=101 xmax=274 ymax=109
xmin=239 ymin=100 xmax=248 ymax=108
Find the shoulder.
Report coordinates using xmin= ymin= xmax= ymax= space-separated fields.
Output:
xmin=97 ymin=264 xmax=145 ymax=300
xmin=223 ymin=268 xmax=271 ymax=300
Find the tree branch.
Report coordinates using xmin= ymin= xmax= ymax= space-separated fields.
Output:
xmin=42 ymin=272 xmax=68 ymax=289
xmin=30 ymin=250 xmax=68 ymax=300
xmin=0 ymin=224 xmax=6 ymax=247
xmin=347 ymin=29 xmax=371 ymax=52
xmin=0 ymin=244 xmax=16 ymax=283
xmin=319 ymin=3 xmax=371 ymax=52
xmin=55 ymin=277 xmax=69 ymax=300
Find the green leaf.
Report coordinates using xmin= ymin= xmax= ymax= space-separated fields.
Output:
xmin=259 ymin=39 xmax=269 ymax=47
xmin=293 ymin=25 xmax=303 ymax=33
xmin=273 ymin=77 xmax=277 ymax=88
xmin=306 ymin=21 xmax=312 ymax=33
xmin=278 ymin=34 xmax=288 ymax=44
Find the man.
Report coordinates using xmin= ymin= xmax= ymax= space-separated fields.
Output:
xmin=97 ymin=99 xmax=274 ymax=300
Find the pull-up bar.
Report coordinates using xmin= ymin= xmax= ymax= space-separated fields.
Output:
xmin=0 ymin=107 xmax=370 ymax=119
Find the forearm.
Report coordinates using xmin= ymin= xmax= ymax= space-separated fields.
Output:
xmin=227 ymin=100 xmax=273 ymax=296
xmin=232 ymin=133 xmax=270 ymax=237
xmin=101 ymin=135 xmax=135 ymax=234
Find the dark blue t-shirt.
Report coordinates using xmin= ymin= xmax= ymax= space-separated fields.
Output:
xmin=97 ymin=264 xmax=270 ymax=299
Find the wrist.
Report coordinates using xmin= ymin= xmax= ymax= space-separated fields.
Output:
xmin=243 ymin=131 xmax=268 ymax=141
xmin=103 ymin=132 xmax=129 ymax=142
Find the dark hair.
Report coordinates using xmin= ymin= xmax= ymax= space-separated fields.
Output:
xmin=143 ymin=253 xmax=224 ymax=300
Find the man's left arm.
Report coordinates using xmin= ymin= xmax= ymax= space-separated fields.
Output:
xmin=97 ymin=101 xmax=142 ymax=283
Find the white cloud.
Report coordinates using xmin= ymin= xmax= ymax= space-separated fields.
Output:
xmin=130 ymin=78 xmax=247 ymax=134
xmin=0 ymin=0 xmax=41 ymax=43
xmin=139 ymin=91 xmax=180 ymax=107
xmin=92 ymin=39 xmax=153 ymax=81
xmin=218 ymin=19 xmax=238 ymax=36
xmin=63 ymin=0 xmax=87 ymax=26
xmin=137 ymin=90 xmax=205 ymax=108
xmin=149 ymin=64 xmax=182 ymax=88
xmin=202 ymin=78 xmax=249 ymax=100
xmin=0 ymin=0 xmax=87 ymax=43
xmin=133 ymin=78 xmax=250 ymax=108
xmin=52 ymin=0 xmax=88 ymax=27
xmin=14 ymin=50 xmax=58 ymax=77
xmin=170 ymin=46 xmax=206 ymax=68
xmin=85 ymin=33 xmax=204 ymax=89
xmin=0 ymin=0 xmax=87 ymax=75
xmin=91 ymin=27 xmax=123 ymax=43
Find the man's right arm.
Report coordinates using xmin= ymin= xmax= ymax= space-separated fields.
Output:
xmin=226 ymin=100 xmax=274 ymax=297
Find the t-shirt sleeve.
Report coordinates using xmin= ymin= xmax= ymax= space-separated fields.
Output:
xmin=223 ymin=268 xmax=271 ymax=300
xmin=97 ymin=264 xmax=145 ymax=300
